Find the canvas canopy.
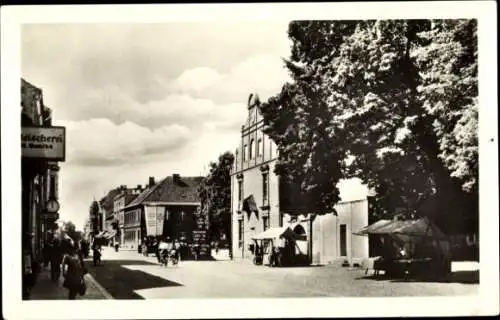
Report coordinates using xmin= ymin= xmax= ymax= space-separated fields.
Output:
xmin=94 ymin=231 xmax=106 ymax=238
xmin=354 ymin=217 xmax=447 ymax=239
xmin=252 ymin=227 xmax=297 ymax=241
xmin=353 ymin=219 xmax=392 ymax=236
xmin=105 ymin=230 xmax=117 ymax=239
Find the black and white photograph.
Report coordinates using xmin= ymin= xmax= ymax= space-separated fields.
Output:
xmin=1 ymin=2 xmax=498 ymax=319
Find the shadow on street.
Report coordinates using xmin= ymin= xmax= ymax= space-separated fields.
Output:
xmin=85 ymin=259 xmax=183 ymax=299
xmin=356 ymin=270 xmax=479 ymax=284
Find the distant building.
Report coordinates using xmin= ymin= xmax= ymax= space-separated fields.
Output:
xmin=97 ymin=187 xmax=122 ymax=245
xmin=123 ymin=174 xmax=204 ymax=254
xmin=113 ymin=185 xmax=143 ymax=246
xmin=231 ymin=94 xmax=373 ymax=265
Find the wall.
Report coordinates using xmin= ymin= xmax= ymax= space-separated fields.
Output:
xmin=308 ymin=199 xmax=369 ymax=265
xmin=123 ymin=207 xmax=141 ymax=247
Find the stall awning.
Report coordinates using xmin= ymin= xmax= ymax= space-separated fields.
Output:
xmin=353 ymin=219 xmax=392 ymax=236
xmin=354 ymin=217 xmax=447 ymax=239
xmin=252 ymin=227 xmax=296 ymax=240
xmin=105 ymin=230 xmax=117 ymax=239
xmin=95 ymin=231 xmax=106 ymax=238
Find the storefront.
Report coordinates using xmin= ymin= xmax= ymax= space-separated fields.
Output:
xmin=21 ymin=79 xmax=65 ymax=299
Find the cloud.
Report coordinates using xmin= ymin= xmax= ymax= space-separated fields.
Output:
xmin=169 ymin=54 xmax=290 ymax=104
xmin=62 ymin=118 xmax=190 ymax=166
xmin=21 ymin=22 xmax=293 ymax=230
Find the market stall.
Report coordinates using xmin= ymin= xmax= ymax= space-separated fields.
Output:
xmin=354 ymin=216 xmax=452 ymax=278
xmin=251 ymin=227 xmax=305 ymax=267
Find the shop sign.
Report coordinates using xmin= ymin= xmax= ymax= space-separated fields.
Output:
xmin=21 ymin=126 xmax=66 ymax=161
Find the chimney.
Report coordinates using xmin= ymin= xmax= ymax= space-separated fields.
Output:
xmin=148 ymin=177 xmax=155 ymax=187
xmin=173 ymin=174 xmax=181 ymax=183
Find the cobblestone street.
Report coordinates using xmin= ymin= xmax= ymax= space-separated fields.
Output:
xmin=82 ymin=247 xmax=479 ymax=299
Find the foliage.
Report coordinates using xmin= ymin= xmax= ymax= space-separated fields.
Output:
xmin=89 ymin=200 xmax=100 ymax=233
xmin=198 ymin=151 xmax=235 ymax=242
xmin=62 ymin=220 xmax=83 ymax=244
xmin=261 ymin=20 xmax=478 ymax=233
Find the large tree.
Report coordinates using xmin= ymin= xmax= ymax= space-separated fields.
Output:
xmin=198 ymin=151 xmax=235 ymax=243
xmin=261 ymin=20 xmax=478 ymax=234
xmin=62 ymin=220 xmax=83 ymax=244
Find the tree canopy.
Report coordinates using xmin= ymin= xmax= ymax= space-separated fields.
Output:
xmin=261 ymin=20 xmax=478 ymax=234
xmin=198 ymin=151 xmax=235 ymax=242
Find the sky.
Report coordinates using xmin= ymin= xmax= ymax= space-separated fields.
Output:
xmin=21 ymin=22 xmax=292 ymax=230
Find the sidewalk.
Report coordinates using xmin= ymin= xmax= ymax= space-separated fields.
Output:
xmin=29 ymin=265 xmax=111 ymax=300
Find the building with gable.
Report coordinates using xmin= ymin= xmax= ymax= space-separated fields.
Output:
xmin=122 ymin=174 xmax=204 ymax=251
xmin=230 ymin=94 xmax=374 ymax=266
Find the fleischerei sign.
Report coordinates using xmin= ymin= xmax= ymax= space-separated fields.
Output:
xmin=21 ymin=126 xmax=66 ymax=161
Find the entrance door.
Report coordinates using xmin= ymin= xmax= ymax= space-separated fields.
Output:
xmin=340 ymin=224 xmax=347 ymax=257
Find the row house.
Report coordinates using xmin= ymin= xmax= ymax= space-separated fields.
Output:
xmin=122 ymin=174 xmax=204 ymax=254
xmin=97 ymin=187 xmax=122 ymax=245
xmin=113 ymin=184 xmax=143 ymax=247
xmin=231 ymin=94 xmax=374 ymax=266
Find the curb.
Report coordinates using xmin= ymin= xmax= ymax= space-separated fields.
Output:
xmin=85 ymin=273 xmax=113 ymax=299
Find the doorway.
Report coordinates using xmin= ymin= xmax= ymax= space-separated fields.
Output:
xmin=340 ymin=224 xmax=347 ymax=257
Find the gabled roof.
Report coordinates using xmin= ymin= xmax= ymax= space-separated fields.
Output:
xmin=125 ymin=175 xmax=203 ymax=209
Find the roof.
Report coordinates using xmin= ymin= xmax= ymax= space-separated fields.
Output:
xmin=353 ymin=219 xmax=393 ymax=236
xmin=354 ymin=217 xmax=447 ymax=239
xmin=100 ymin=188 xmax=122 ymax=212
xmin=125 ymin=175 xmax=203 ymax=209
xmin=114 ymin=191 xmax=139 ymax=205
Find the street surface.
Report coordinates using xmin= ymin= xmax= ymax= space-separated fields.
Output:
xmin=85 ymin=247 xmax=479 ymax=299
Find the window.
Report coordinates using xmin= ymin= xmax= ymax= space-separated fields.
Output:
xmin=263 ymin=216 xmax=270 ymax=231
xmin=262 ymin=173 xmax=268 ymax=205
xmin=235 ymin=150 xmax=239 ymax=170
xmin=238 ymin=220 xmax=244 ymax=247
xmin=249 ymin=139 xmax=254 ymax=159
xmin=257 ymin=139 xmax=262 ymax=157
xmin=238 ymin=179 xmax=243 ymax=203
xmin=243 ymin=144 xmax=247 ymax=162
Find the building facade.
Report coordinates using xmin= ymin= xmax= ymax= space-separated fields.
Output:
xmin=97 ymin=187 xmax=122 ymax=245
xmin=21 ymin=79 xmax=64 ymax=298
xmin=113 ymin=185 xmax=143 ymax=247
xmin=231 ymin=93 xmax=372 ymax=265
xmin=230 ymin=94 xmax=280 ymax=260
xmin=122 ymin=174 xmax=205 ymax=256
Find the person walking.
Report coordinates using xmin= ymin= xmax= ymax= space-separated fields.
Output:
xmin=50 ymin=237 xmax=63 ymax=282
xmin=62 ymin=244 xmax=87 ymax=300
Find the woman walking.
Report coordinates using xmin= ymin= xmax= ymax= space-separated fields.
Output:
xmin=62 ymin=244 xmax=87 ymax=300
